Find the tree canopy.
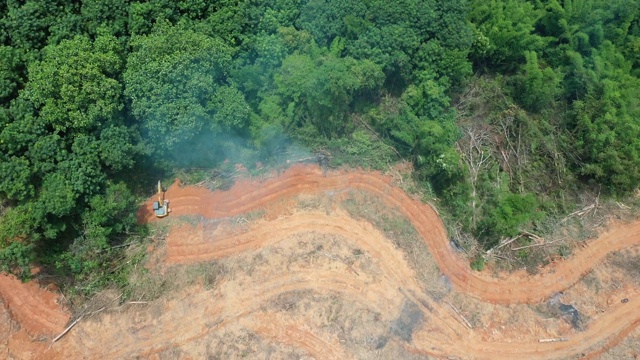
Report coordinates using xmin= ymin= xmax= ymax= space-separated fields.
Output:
xmin=1 ymin=0 xmax=639 ymax=281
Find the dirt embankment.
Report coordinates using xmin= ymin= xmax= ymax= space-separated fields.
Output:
xmin=1 ymin=164 xmax=637 ymax=359
xmin=0 ymin=273 xmax=70 ymax=359
xmin=140 ymin=164 xmax=640 ymax=305
xmin=0 ymin=274 xmax=69 ymax=336
xmin=159 ymin=210 xmax=640 ymax=360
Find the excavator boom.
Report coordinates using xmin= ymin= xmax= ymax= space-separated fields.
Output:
xmin=153 ymin=180 xmax=170 ymax=218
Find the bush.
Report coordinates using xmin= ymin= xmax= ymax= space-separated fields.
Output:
xmin=478 ymin=192 xmax=542 ymax=249
xmin=470 ymin=255 xmax=485 ymax=271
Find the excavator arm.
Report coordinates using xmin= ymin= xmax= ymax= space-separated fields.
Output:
xmin=153 ymin=180 xmax=170 ymax=218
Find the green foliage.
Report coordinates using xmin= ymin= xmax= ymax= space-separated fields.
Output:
xmin=568 ymin=42 xmax=640 ymax=192
xmin=297 ymin=0 xmax=471 ymax=85
xmin=57 ymin=183 xmax=137 ymax=280
xmin=25 ymin=34 xmax=124 ymax=132
xmin=414 ymin=40 xmax=472 ymax=87
xmin=2 ymin=0 xmax=60 ymax=50
xmin=0 ymin=46 xmax=24 ymax=104
xmin=208 ymin=86 xmax=250 ymax=131
xmin=402 ymin=70 xmax=453 ymax=119
xmin=81 ymin=0 xmax=130 ymax=37
xmin=128 ymin=0 xmax=179 ymax=35
xmin=470 ymin=0 xmax=640 ymax=197
xmin=470 ymin=255 xmax=485 ymax=271
xmin=469 ymin=0 xmax=547 ymax=71
xmin=323 ymin=129 xmax=398 ymax=170
xmin=0 ymin=31 xmax=139 ymax=280
xmin=269 ymin=46 xmax=384 ymax=138
xmin=297 ymin=0 xmax=368 ymax=47
xmin=478 ymin=192 xmax=541 ymax=248
xmin=514 ymin=51 xmax=561 ymax=112
xmin=432 ymin=0 xmax=474 ymax=51
xmin=0 ymin=240 xmax=35 ymax=276
xmin=367 ymin=96 xmax=420 ymax=155
xmin=124 ymin=21 xmax=235 ymax=152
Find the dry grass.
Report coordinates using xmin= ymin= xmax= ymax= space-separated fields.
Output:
xmin=340 ymin=190 xmax=450 ymax=300
xmin=124 ymin=260 xmax=221 ymax=303
xmin=597 ymin=325 xmax=640 ymax=360
xmin=608 ymin=251 xmax=640 ymax=282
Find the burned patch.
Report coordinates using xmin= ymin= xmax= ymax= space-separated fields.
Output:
xmin=558 ymin=303 xmax=583 ymax=331
xmin=390 ymin=300 xmax=423 ymax=342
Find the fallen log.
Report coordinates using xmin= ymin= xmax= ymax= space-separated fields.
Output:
xmin=538 ymin=337 xmax=569 ymax=343
xmin=445 ymin=301 xmax=472 ymax=330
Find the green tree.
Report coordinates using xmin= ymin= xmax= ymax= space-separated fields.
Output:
xmin=269 ymin=47 xmax=384 ymax=138
xmin=2 ymin=0 xmax=83 ymax=50
xmin=124 ymin=21 xmax=237 ymax=153
xmin=81 ymin=0 xmax=130 ymax=37
xmin=514 ymin=51 xmax=561 ymax=112
xmin=128 ymin=0 xmax=179 ymax=35
xmin=0 ymin=33 xmax=138 ymax=277
xmin=297 ymin=0 xmax=368 ymax=47
xmin=0 ymin=45 xmax=24 ymax=105
xmin=58 ymin=182 xmax=137 ymax=282
xmin=25 ymin=34 xmax=124 ymax=132
xmin=469 ymin=0 xmax=546 ymax=71
xmin=478 ymin=192 xmax=540 ymax=248
xmin=297 ymin=0 xmax=471 ymax=87
xmin=2 ymin=0 xmax=59 ymax=50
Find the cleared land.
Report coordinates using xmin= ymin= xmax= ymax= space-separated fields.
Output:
xmin=1 ymin=164 xmax=639 ymax=359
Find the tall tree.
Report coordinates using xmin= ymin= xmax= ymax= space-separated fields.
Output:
xmin=469 ymin=0 xmax=546 ymax=71
xmin=0 ymin=34 xmax=138 ymax=275
xmin=267 ymin=46 xmax=384 ymax=138
xmin=81 ymin=0 xmax=130 ymax=37
xmin=124 ymin=21 xmax=248 ymax=156
xmin=571 ymin=42 xmax=640 ymax=191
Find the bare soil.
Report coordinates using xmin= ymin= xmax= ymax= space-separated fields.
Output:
xmin=1 ymin=164 xmax=638 ymax=359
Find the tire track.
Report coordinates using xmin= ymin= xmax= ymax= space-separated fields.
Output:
xmin=0 ymin=274 xmax=69 ymax=336
xmin=140 ymin=164 xmax=640 ymax=304
xmin=161 ymin=209 xmax=640 ymax=359
xmin=250 ymin=312 xmax=353 ymax=360
xmin=137 ymin=164 xmax=640 ymax=359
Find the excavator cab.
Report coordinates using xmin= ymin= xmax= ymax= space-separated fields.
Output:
xmin=153 ymin=180 xmax=170 ymax=218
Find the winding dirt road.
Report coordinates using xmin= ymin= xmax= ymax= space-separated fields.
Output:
xmin=139 ymin=164 xmax=640 ymax=304
xmin=139 ymin=164 xmax=640 ymax=358
xmin=1 ymin=164 xmax=638 ymax=359
xmin=157 ymin=209 xmax=640 ymax=359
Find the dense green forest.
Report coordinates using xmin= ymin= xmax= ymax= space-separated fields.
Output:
xmin=1 ymin=0 xmax=639 ymax=291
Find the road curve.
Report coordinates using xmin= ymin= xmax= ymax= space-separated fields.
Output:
xmin=3 ymin=164 xmax=634 ymax=359
xmin=0 ymin=273 xmax=69 ymax=336
xmin=140 ymin=164 xmax=640 ymax=304
xmin=159 ymin=208 xmax=640 ymax=359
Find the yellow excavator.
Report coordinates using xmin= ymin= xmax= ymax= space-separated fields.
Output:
xmin=153 ymin=180 xmax=170 ymax=218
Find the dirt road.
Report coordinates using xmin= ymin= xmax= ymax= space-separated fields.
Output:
xmin=141 ymin=164 xmax=640 ymax=358
xmin=1 ymin=164 xmax=637 ymax=359
xmin=140 ymin=164 xmax=640 ymax=304
xmin=159 ymin=210 xmax=640 ymax=359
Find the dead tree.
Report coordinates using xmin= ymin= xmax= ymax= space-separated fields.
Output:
xmin=496 ymin=110 xmax=528 ymax=192
xmin=456 ymin=124 xmax=492 ymax=226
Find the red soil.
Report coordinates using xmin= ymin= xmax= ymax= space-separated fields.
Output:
xmin=0 ymin=274 xmax=69 ymax=336
xmin=140 ymin=164 xmax=640 ymax=304
xmin=2 ymin=163 xmax=637 ymax=359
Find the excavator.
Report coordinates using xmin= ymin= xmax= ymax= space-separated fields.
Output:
xmin=153 ymin=180 xmax=170 ymax=218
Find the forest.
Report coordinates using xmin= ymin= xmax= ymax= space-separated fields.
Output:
xmin=1 ymin=0 xmax=639 ymax=292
